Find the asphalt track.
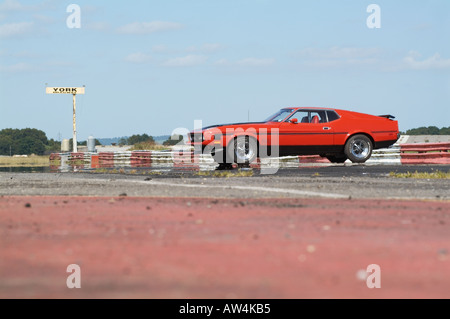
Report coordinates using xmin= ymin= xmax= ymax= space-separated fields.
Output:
xmin=0 ymin=165 xmax=448 ymax=200
xmin=0 ymin=165 xmax=449 ymax=299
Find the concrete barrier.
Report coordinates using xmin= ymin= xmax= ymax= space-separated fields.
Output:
xmin=50 ymin=138 xmax=449 ymax=171
xmin=131 ymin=151 xmax=152 ymax=168
xmin=400 ymin=142 xmax=450 ymax=165
xmin=366 ymin=146 xmax=402 ymax=165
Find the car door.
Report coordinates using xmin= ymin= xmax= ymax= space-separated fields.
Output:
xmin=278 ymin=110 xmax=334 ymax=155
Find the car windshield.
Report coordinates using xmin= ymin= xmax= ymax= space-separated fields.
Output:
xmin=264 ymin=109 xmax=294 ymax=122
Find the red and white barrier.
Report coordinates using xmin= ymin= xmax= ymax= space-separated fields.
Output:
xmin=400 ymin=142 xmax=450 ymax=165
xmin=50 ymin=140 xmax=449 ymax=171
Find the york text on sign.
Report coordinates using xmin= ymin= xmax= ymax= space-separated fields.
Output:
xmin=46 ymin=87 xmax=85 ymax=94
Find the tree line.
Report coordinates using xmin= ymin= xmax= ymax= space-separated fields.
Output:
xmin=0 ymin=128 xmax=102 ymax=156
xmin=119 ymin=134 xmax=183 ymax=146
xmin=5 ymin=125 xmax=446 ymax=156
xmin=0 ymin=129 xmax=185 ymax=155
xmin=405 ymin=126 xmax=450 ymax=135
xmin=0 ymin=128 xmax=52 ymax=156
xmin=119 ymin=134 xmax=155 ymax=146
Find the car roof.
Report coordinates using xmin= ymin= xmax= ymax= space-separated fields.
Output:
xmin=283 ymin=107 xmax=337 ymax=111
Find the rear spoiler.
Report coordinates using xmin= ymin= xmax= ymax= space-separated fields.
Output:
xmin=378 ymin=114 xmax=395 ymax=119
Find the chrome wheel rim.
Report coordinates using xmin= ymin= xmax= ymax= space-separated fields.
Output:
xmin=350 ymin=139 xmax=370 ymax=159
xmin=235 ymin=138 xmax=254 ymax=163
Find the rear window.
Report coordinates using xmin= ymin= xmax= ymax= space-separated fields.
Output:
xmin=326 ymin=111 xmax=340 ymax=122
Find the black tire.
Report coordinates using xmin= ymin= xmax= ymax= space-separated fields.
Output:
xmin=216 ymin=163 xmax=234 ymax=170
xmin=227 ymin=136 xmax=258 ymax=164
xmin=204 ymin=144 xmax=224 ymax=164
xmin=326 ymin=155 xmax=347 ymax=163
xmin=344 ymin=134 xmax=373 ymax=163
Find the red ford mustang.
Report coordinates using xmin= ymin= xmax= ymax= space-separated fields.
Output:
xmin=189 ymin=107 xmax=399 ymax=168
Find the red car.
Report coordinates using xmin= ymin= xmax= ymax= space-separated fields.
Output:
xmin=189 ymin=107 xmax=399 ymax=168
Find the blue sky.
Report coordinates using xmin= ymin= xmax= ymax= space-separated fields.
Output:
xmin=0 ymin=0 xmax=449 ymax=140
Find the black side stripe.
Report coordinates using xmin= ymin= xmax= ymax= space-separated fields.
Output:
xmin=222 ymin=132 xmax=349 ymax=136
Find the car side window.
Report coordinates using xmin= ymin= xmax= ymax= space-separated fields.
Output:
xmin=288 ymin=110 xmax=328 ymax=123
xmin=288 ymin=111 xmax=309 ymax=123
xmin=310 ymin=111 xmax=327 ymax=123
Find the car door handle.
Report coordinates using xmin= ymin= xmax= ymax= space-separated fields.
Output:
xmin=323 ymin=127 xmax=331 ymax=130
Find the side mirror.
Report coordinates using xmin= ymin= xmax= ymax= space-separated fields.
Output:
xmin=290 ymin=118 xmax=298 ymax=124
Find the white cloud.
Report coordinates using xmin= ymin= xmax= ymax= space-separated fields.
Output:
xmin=0 ymin=0 xmax=34 ymax=12
xmin=82 ymin=5 xmax=102 ymax=14
xmin=403 ymin=52 xmax=450 ymax=70
xmin=32 ymin=14 xmax=55 ymax=24
xmin=0 ymin=21 xmax=33 ymax=37
xmin=302 ymin=58 xmax=379 ymax=68
xmin=162 ymin=55 xmax=208 ymax=67
xmin=150 ymin=43 xmax=224 ymax=55
xmin=0 ymin=62 xmax=35 ymax=72
xmin=214 ymin=58 xmax=230 ymax=66
xmin=117 ymin=21 xmax=183 ymax=35
xmin=214 ymin=57 xmax=275 ymax=67
xmin=0 ymin=0 xmax=55 ymax=14
xmin=186 ymin=43 xmax=224 ymax=54
xmin=296 ymin=46 xmax=381 ymax=59
xmin=45 ymin=61 xmax=76 ymax=68
xmin=292 ymin=46 xmax=382 ymax=69
xmin=201 ymin=43 xmax=224 ymax=53
xmin=237 ymin=57 xmax=275 ymax=66
xmin=294 ymin=47 xmax=450 ymax=71
xmin=125 ymin=52 xmax=152 ymax=64
xmin=10 ymin=50 xmax=39 ymax=58
xmin=85 ymin=22 xmax=110 ymax=31
xmin=151 ymin=44 xmax=172 ymax=54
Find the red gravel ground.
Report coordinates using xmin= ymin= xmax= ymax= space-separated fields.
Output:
xmin=0 ymin=196 xmax=449 ymax=299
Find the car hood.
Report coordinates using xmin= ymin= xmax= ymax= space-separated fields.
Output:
xmin=201 ymin=122 xmax=266 ymax=131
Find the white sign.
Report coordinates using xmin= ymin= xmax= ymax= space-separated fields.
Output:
xmin=46 ymin=87 xmax=85 ymax=94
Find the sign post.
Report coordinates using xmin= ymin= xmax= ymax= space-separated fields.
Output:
xmin=46 ymin=87 xmax=85 ymax=153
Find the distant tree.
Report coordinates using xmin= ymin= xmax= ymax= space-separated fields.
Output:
xmin=17 ymin=136 xmax=45 ymax=155
xmin=46 ymin=139 xmax=61 ymax=153
xmin=406 ymin=126 xmax=442 ymax=135
xmin=0 ymin=128 xmax=49 ymax=155
xmin=127 ymin=134 xmax=155 ymax=145
xmin=406 ymin=127 xmax=426 ymax=135
xmin=118 ymin=138 xmax=128 ymax=146
xmin=78 ymin=139 xmax=102 ymax=146
xmin=163 ymin=134 xmax=184 ymax=146
xmin=439 ymin=127 xmax=450 ymax=135
xmin=428 ymin=126 xmax=440 ymax=135
xmin=0 ymin=135 xmax=14 ymax=155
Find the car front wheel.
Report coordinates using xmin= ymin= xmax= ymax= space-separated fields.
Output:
xmin=227 ymin=136 xmax=258 ymax=164
xmin=344 ymin=134 xmax=373 ymax=163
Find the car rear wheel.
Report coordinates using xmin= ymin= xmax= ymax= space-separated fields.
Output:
xmin=344 ymin=134 xmax=372 ymax=163
xmin=227 ymin=136 xmax=258 ymax=164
